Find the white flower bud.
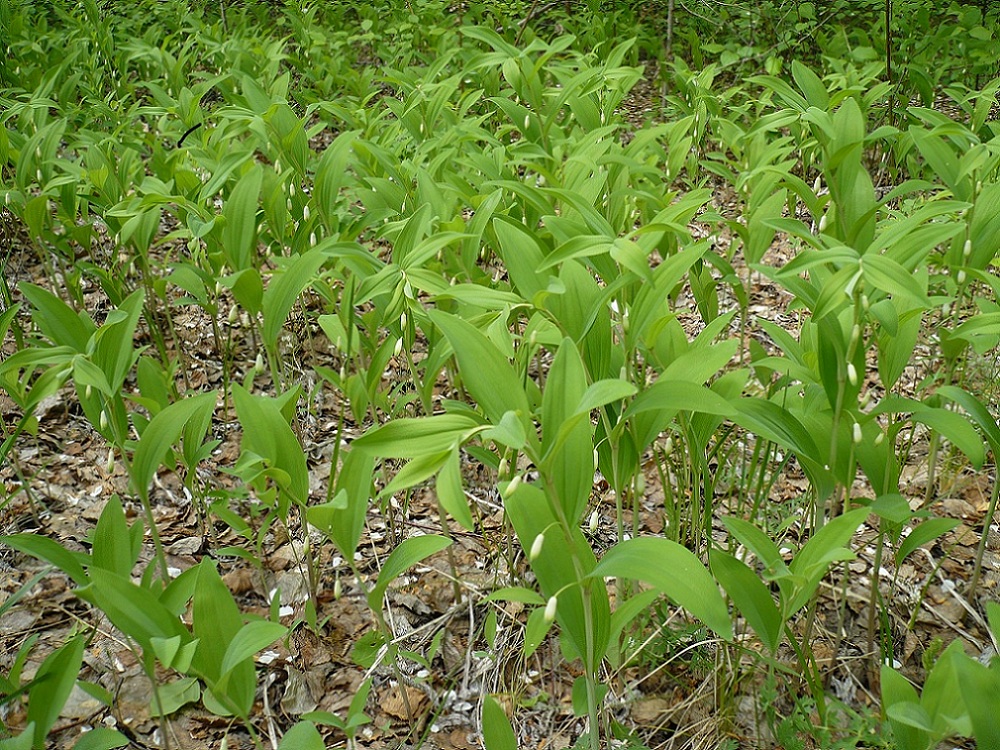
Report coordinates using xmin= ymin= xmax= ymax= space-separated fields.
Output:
xmin=861 ymin=294 xmax=870 ymax=312
xmin=588 ymin=510 xmax=599 ymax=534
xmin=635 ymin=473 xmax=646 ymax=495
xmin=523 ymin=114 xmax=530 ymax=130
xmin=957 ymin=269 xmax=966 ymax=284
xmin=963 ymin=239 xmax=972 ymax=259
xmin=310 ymin=232 xmax=317 ymax=247
xmin=543 ymin=595 xmax=558 ymax=623
xmin=333 ymin=575 xmax=342 ymax=599
xmin=530 ymin=533 xmax=545 ymax=561
xmin=503 ymin=475 xmax=522 ymax=497
xmin=255 ymin=352 xmax=265 ymax=373
xmin=393 ymin=338 xmax=403 ymax=357
xmin=289 ymin=181 xmax=296 ymax=197
xmin=850 ymin=323 xmax=861 ymax=349
xmin=303 ymin=204 xmax=310 ymax=222
xmin=228 ymin=306 xmax=238 ymax=323
xmin=664 ymin=437 xmax=673 ymax=454
xmin=593 ymin=449 xmax=599 ymax=471
xmin=498 ymin=457 xmax=509 ymax=476
xmin=812 ymin=175 xmax=822 ymax=193
xmin=99 ymin=410 xmax=109 ymax=431
xmin=874 ymin=431 xmax=885 ymax=446
xmin=853 ymin=422 xmax=863 ymax=445
xmin=818 ymin=213 xmax=827 ymax=232
xmin=85 ymin=384 xmax=92 ymax=399
xmin=106 ymin=447 xmax=115 ymax=473
xmin=847 ymin=362 xmax=858 ymax=386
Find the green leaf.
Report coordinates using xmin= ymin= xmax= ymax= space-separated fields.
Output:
xmin=0 ymin=534 xmax=89 ymax=586
xmin=221 ymin=165 xmax=263 ymax=271
xmin=276 ymin=721 xmax=325 ymax=750
xmin=710 ymin=551 xmax=782 ymax=653
xmin=591 ymin=538 xmax=733 ymax=640
xmin=896 ymin=518 xmax=960 ymax=565
xmin=232 ymin=385 xmax=309 ymax=508
xmin=426 ymin=309 xmax=531 ymax=433
xmin=523 ymin=605 xmax=555 ymax=658
xmin=955 ymin=649 xmax=1000 ymax=749
xmin=785 ymin=508 xmax=867 ymax=616
xmin=791 ymin=61 xmax=829 ymax=109
xmin=76 ymin=570 xmax=189 ymax=652
xmin=70 ymin=728 xmax=130 ymax=750
xmin=27 ymin=635 xmax=85 ymax=748
xmin=574 ymin=379 xmax=637 ymax=416
xmin=150 ymin=677 xmax=200 ymax=717
xmin=309 ymin=449 xmax=373 ymax=561
xmin=351 ymin=414 xmax=483 ymax=458
xmin=219 ymin=620 xmax=287 ymax=677
xmin=482 ymin=696 xmax=518 ymax=750
xmin=436 ymin=449 xmax=474 ymax=531
xmin=190 ymin=560 xmax=253 ymax=718
xmin=261 ymin=247 xmax=328 ymax=351
xmin=131 ymin=392 xmax=217 ymax=505
xmin=367 ymin=535 xmax=452 ymax=611
xmin=19 ymin=283 xmax=94 ymax=352
xmin=623 ymin=380 xmax=735 ymax=421
xmin=91 ymin=496 xmax=136 ymax=577
xmin=484 ymin=587 xmax=546 ymax=606
xmin=541 ymin=339 xmax=591 ymax=523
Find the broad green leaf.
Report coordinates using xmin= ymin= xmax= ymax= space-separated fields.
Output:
xmin=785 ymin=507 xmax=867 ymax=616
xmin=505 ymin=482 xmax=609 ymax=665
xmin=232 ymin=385 xmax=309 ymax=508
xmin=484 ymin=587 xmax=546 ymax=605
xmin=482 ymin=696 xmax=518 ymax=750
xmin=191 ymin=560 xmax=253 ymax=718
xmin=542 ymin=340 xmax=591 ymax=523
xmin=91 ymin=495 xmax=136 ymax=577
xmin=955 ymin=649 xmax=1000 ymax=749
xmin=881 ymin=665 xmax=931 ymax=750
xmin=896 ymin=518 xmax=960 ymax=565
xmin=436 ymin=449 xmax=474 ymax=531
xmin=623 ymin=380 xmax=734 ymax=421
xmin=574 ymin=379 xmax=637 ymax=416
xmin=19 ymin=283 xmax=94 ymax=352
xmin=27 ymin=635 xmax=85 ymax=748
xmin=314 ymin=449 xmax=374 ymax=561
xmin=710 ymin=551 xmax=782 ymax=653
xmin=426 ymin=309 xmax=531 ymax=434
xmin=261 ymin=248 xmax=328 ymax=350
xmin=367 ymin=535 xmax=452 ymax=611
xmin=351 ymin=414 xmax=484 ymax=458
xmin=860 ymin=254 xmax=929 ymax=308
xmin=0 ymin=534 xmax=89 ymax=586
xmin=150 ymin=677 xmax=200 ymax=717
xmin=277 ymin=721 xmax=325 ymax=750
xmin=731 ymin=398 xmax=822 ymax=465
xmin=222 ymin=165 xmax=263 ymax=272
xmin=219 ymin=620 xmax=287 ymax=677
xmin=524 ymin=605 xmax=554 ymax=658
xmin=591 ymin=538 xmax=733 ymax=641
xmin=71 ymin=728 xmax=130 ymax=750
xmin=77 ymin=569 xmax=190 ymax=649
xmin=791 ymin=61 xmax=829 ymax=110
xmin=131 ymin=392 xmax=217 ymax=505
